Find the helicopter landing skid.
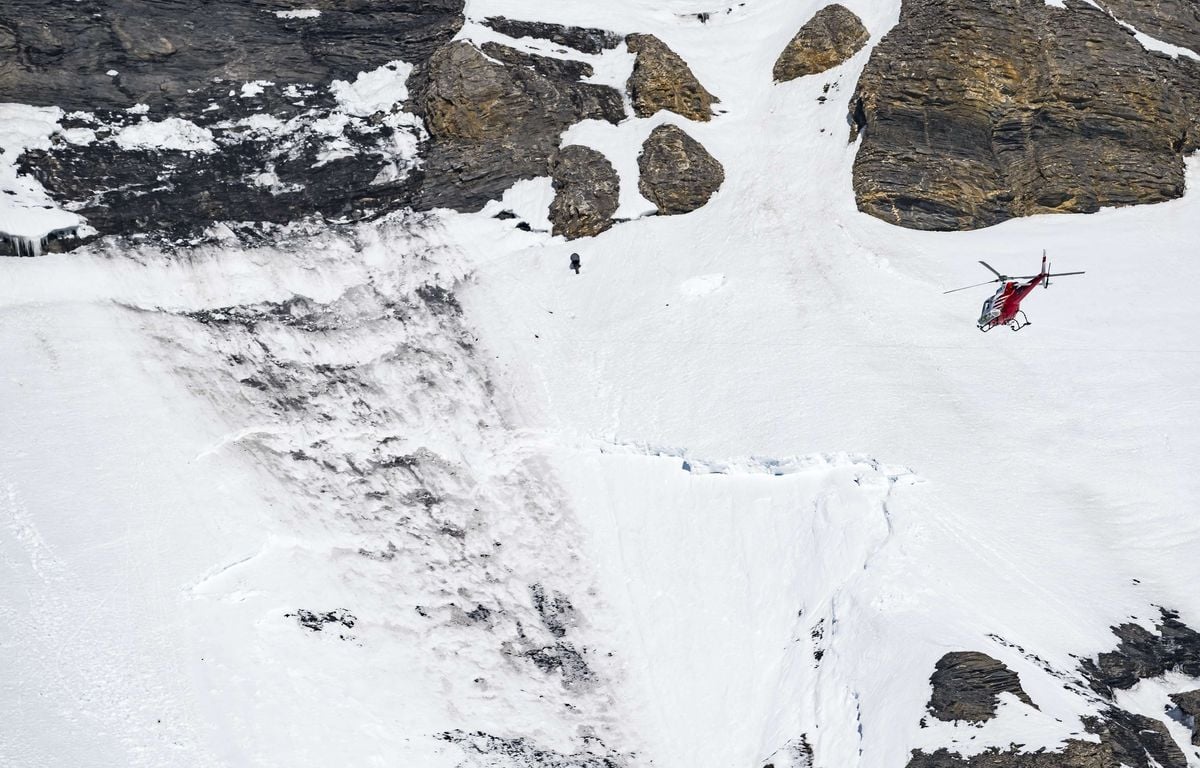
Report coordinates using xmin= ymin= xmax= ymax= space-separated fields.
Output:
xmin=978 ymin=311 xmax=1030 ymax=333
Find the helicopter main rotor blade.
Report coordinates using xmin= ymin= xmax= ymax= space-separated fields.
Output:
xmin=978 ymin=260 xmax=1005 ymax=279
xmin=943 ymin=278 xmax=1000 ymax=294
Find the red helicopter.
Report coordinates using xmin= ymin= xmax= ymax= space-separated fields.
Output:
xmin=944 ymin=252 xmax=1085 ymax=332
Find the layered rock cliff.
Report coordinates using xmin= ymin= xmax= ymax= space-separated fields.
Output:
xmin=3 ymin=0 xmax=464 ymax=246
xmin=850 ymin=0 xmax=1199 ymax=231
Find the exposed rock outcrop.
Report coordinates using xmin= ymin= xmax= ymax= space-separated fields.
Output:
xmin=1081 ymin=609 xmax=1200 ymax=696
xmin=907 ymin=710 xmax=1189 ymax=768
xmin=625 ymin=34 xmax=719 ymax=122
xmin=4 ymin=0 xmax=465 ymax=247
xmin=850 ymin=0 xmax=1198 ymax=231
xmin=1169 ymin=689 xmax=1200 ymax=746
xmin=480 ymin=41 xmax=594 ymax=82
xmin=1161 ymin=55 xmax=1200 ymax=155
xmin=928 ymin=652 xmax=1035 ymax=722
xmin=481 ymin=16 xmax=623 ymax=55
xmin=910 ymin=612 xmax=1200 ymax=768
xmin=549 ymin=146 xmax=619 ymax=239
xmin=410 ymin=41 xmax=624 ymax=212
xmin=637 ymin=124 xmax=724 ymax=214
xmin=773 ymin=4 xmax=870 ymax=82
xmin=1095 ymin=0 xmax=1200 ymax=54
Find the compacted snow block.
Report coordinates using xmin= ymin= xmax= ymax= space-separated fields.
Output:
xmin=625 ymin=33 xmax=719 ymax=122
xmin=773 ymin=4 xmax=869 ymax=82
xmin=637 ymin=124 xmax=724 ymax=215
xmin=549 ymin=145 xmax=620 ymax=239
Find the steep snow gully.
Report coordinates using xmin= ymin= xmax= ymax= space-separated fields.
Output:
xmin=3 ymin=1 xmax=1200 ymax=768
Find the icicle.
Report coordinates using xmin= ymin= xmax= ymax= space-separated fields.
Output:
xmin=2 ymin=233 xmax=43 ymax=257
xmin=2 ymin=227 xmax=79 ymax=257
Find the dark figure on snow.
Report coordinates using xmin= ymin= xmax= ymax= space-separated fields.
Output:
xmin=570 ymin=253 xmax=581 ymax=274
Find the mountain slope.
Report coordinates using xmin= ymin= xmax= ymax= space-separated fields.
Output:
xmin=2 ymin=0 xmax=1200 ymax=767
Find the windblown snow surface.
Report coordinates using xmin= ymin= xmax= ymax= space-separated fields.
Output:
xmin=3 ymin=0 xmax=1200 ymax=767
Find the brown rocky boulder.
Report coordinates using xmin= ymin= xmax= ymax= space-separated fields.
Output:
xmin=773 ymin=4 xmax=870 ymax=82
xmin=637 ymin=124 xmax=724 ymax=215
xmin=625 ymin=33 xmax=719 ymax=122
xmin=549 ymin=146 xmax=620 ymax=239
xmin=928 ymin=651 xmax=1035 ymax=722
xmin=411 ymin=41 xmax=625 ymax=211
xmin=850 ymin=0 xmax=1198 ymax=231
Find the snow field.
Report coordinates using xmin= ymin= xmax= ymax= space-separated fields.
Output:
xmin=452 ymin=0 xmax=1200 ymax=766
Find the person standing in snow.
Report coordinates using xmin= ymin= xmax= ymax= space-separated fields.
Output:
xmin=570 ymin=253 xmax=581 ymax=274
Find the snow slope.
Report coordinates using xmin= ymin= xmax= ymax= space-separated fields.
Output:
xmin=3 ymin=0 xmax=1200 ymax=766
xmin=452 ymin=0 xmax=1200 ymax=765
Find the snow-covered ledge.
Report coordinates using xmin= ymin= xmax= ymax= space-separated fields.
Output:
xmin=0 ymin=103 xmax=88 ymax=257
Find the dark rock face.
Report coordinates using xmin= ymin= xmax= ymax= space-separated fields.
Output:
xmin=0 ymin=0 xmax=464 ymax=114
xmin=1162 ymin=55 xmax=1200 ymax=155
xmin=409 ymin=41 xmax=624 ymax=212
xmin=1081 ymin=609 xmax=1200 ymax=696
xmin=1169 ymin=690 xmax=1200 ymax=746
xmin=480 ymin=41 xmax=594 ymax=82
xmin=625 ymin=34 xmax=719 ymax=122
xmin=3 ymin=0 xmax=464 ymax=246
xmin=23 ymin=103 xmax=421 ymax=240
xmin=1092 ymin=709 xmax=1189 ymax=768
xmin=637 ymin=124 xmax=724 ymax=215
xmin=773 ymin=4 xmax=870 ymax=82
xmin=480 ymin=16 xmax=623 ymax=55
xmin=928 ymin=651 xmax=1035 ymax=722
xmin=1096 ymin=0 xmax=1200 ymax=54
xmin=850 ymin=0 xmax=1198 ymax=231
xmin=549 ymin=145 xmax=619 ymax=240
